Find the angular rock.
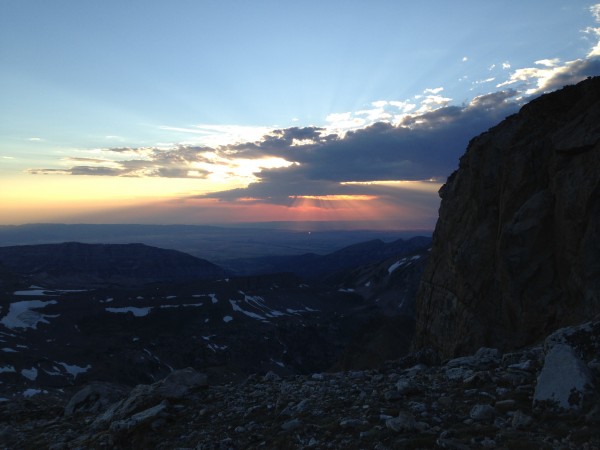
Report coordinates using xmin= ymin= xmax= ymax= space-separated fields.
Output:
xmin=469 ymin=404 xmax=495 ymax=421
xmin=396 ymin=378 xmax=418 ymax=395
xmin=92 ymin=383 xmax=155 ymax=430
xmin=511 ymin=410 xmax=533 ymax=429
xmin=155 ymin=368 xmax=208 ymax=399
xmin=281 ymin=418 xmax=302 ymax=431
xmin=494 ymin=399 xmax=516 ymax=413
xmin=339 ymin=418 xmax=368 ymax=428
xmin=109 ymin=401 xmax=168 ymax=432
xmin=385 ymin=412 xmax=416 ymax=432
xmin=64 ymin=382 xmax=128 ymax=416
xmin=446 ymin=348 xmax=501 ymax=369
xmin=533 ymin=343 xmax=594 ymax=411
xmin=445 ymin=367 xmax=474 ymax=381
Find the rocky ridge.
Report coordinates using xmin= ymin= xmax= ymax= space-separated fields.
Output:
xmin=415 ymin=76 xmax=600 ymax=359
xmin=0 ymin=242 xmax=226 ymax=287
xmin=2 ymin=320 xmax=600 ymax=449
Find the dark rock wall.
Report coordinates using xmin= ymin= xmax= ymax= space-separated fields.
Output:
xmin=414 ymin=77 xmax=600 ymax=359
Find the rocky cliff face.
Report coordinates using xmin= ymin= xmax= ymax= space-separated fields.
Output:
xmin=414 ymin=77 xmax=600 ymax=359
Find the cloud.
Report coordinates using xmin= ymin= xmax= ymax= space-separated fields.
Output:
xmin=494 ymin=4 xmax=600 ymax=95
xmin=158 ymin=124 xmax=273 ymax=147
xmin=25 ymin=5 xmax=598 ymax=224
xmin=190 ymin=88 xmax=520 ymax=208
xmin=585 ymin=3 xmax=600 ymax=57
xmin=64 ymin=157 xmax=112 ymax=164
xmin=497 ymin=56 xmax=600 ymax=94
xmin=424 ymin=87 xmax=444 ymax=95
xmin=474 ymin=77 xmax=496 ymax=85
xmin=26 ymin=83 xmax=522 ymax=212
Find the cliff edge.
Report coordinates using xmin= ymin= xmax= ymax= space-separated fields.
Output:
xmin=414 ymin=77 xmax=600 ymax=359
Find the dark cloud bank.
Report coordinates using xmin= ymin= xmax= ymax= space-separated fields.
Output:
xmin=27 ymin=58 xmax=599 ymax=208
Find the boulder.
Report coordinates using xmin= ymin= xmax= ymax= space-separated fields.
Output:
xmin=64 ymin=382 xmax=128 ymax=416
xmin=155 ymin=367 xmax=208 ymax=399
xmin=92 ymin=368 xmax=208 ymax=430
xmin=533 ymin=343 xmax=594 ymax=412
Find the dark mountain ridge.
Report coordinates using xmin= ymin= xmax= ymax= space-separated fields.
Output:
xmin=0 ymin=242 xmax=226 ymax=287
xmin=223 ymin=236 xmax=431 ymax=278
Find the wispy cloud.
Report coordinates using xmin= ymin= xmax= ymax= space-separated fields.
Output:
xmin=585 ymin=3 xmax=600 ymax=57
xmin=497 ymin=57 xmax=600 ymax=94
xmin=495 ymin=4 xmax=600 ymax=94
xmin=159 ymin=124 xmax=273 ymax=147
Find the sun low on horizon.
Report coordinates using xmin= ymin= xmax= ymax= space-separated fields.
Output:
xmin=1 ymin=1 xmax=599 ymax=229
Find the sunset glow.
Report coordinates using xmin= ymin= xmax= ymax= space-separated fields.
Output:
xmin=1 ymin=1 xmax=599 ymax=228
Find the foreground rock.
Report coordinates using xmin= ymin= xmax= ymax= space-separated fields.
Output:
xmin=415 ymin=76 xmax=600 ymax=359
xmin=2 ymin=322 xmax=599 ymax=449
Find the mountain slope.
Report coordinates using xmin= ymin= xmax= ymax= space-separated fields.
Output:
xmin=414 ymin=76 xmax=600 ymax=359
xmin=0 ymin=242 xmax=226 ymax=287
xmin=223 ymin=236 xmax=431 ymax=279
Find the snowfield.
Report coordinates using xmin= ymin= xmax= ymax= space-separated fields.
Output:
xmin=0 ymin=300 xmax=59 ymax=330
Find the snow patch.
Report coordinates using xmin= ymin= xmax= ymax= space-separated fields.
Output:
xmin=0 ymin=300 xmax=59 ymax=330
xmin=21 ymin=367 xmax=38 ymax=381
xmin=13 ymin=289 xmax=52 ymax=296
xmin=388 ymin=258 xmax=407 ymax=274
xmin=2 ymin=347 xmax=17 ymax=353
xmin=209 ymin=294 xmax=218 ymax=304
xmin=100 ymin=297 xmax=114 ymax=303
xmin=243 ymin=295 xmax=286 ymax=318
xmin=105 ymin=306 xmax=152 ymax=317
xmin=229 ymin=299 xmax=267 ymax=321
xmin=223 ymin=316 xmax=233 ymax=323
xmin=58 ymin=362 xmax=91 ymax=378
xmin=23 ymin=388 xmax=46 ymax=398
xmin=159 ymin=303 xmax=203 ymax=309
xmin=42 ymin=366 xmax=63 ymax=376
xmin=207 ymin=342 xmax=228 ymax=352
xmin=0 ymin=365 xmax=16 ymax=374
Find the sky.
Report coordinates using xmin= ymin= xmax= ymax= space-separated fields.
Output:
xmin=1 ymin=1 xmax=599 ymax=229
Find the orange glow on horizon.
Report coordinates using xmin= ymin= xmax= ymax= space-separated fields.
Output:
xmin=290 ymin=194 xmax=378 ymax=201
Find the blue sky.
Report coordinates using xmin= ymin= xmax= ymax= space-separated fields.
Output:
xmin=1 ymin=1 xmax=599 ymax=227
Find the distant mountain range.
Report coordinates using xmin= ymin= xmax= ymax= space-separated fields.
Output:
xmin=0 ymin=236 xmax=431 ymax=396
xmin=223 ymin=236 xmax=431 ymax=279
xmin=0 ymin=223 xmax=431 ymax=264
xmin=0 ymin=242 xmax=226 ymax=288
